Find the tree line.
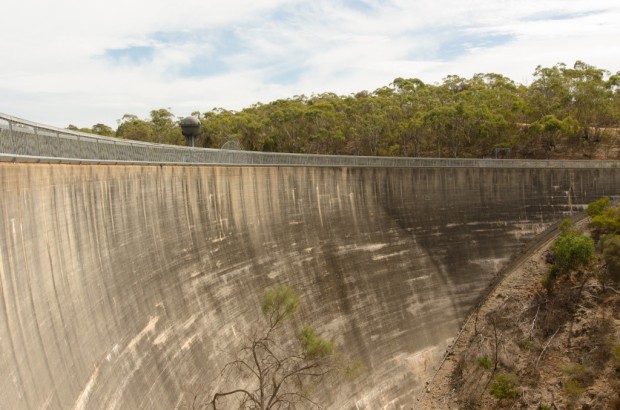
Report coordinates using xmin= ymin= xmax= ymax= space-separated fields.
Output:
xmin=72 ymin=61 xmax=620 ymax=159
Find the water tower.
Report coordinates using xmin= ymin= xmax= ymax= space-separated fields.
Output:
xmin=179 ymin=116 xmax=202 ymax=148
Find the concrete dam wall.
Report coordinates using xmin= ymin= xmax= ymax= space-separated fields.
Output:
xmin=1 ymin=162 xmax=619 ymax=409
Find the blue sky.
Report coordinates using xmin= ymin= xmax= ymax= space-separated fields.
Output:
xmin=1 ymin=0 xmax=619 ymax=128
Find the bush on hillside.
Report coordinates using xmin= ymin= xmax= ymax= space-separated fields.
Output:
xmin=600 ymin=234 xmax=620 ymax=283
xmin=586 ymin=196 xmax=612 ymax=217
xmin=489 ymin=373 xmax=520 ymax=400
xmin=591 ymin=206 xmax=620 ymax=237
xmin=551 ymin=229 xmax=595 ymax=275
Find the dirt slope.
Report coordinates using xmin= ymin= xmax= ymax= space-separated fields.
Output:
xmin=417 ymin=218 xmax=620 ymax=410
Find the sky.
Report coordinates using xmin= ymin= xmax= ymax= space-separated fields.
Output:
xmin=1 ymin=0 xmax=619 ymax=129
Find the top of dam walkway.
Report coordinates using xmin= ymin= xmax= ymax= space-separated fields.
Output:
xmin=1 ymin=112 xmax=618 ymax=169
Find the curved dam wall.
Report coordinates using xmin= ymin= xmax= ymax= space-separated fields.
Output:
xmin=1 ymin=162 xmax=619 ymax=409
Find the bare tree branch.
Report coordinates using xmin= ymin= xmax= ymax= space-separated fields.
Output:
xmin=211 ymin=389 xmax=255 ymax=410
xmin=200 ymin=285 xmax=342 ymax=410
xmin=535 ymin=327 xmax=560 ymax=368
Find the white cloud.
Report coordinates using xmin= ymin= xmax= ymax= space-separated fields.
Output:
xmin=0 ymin=0 xmax=619 ymax=128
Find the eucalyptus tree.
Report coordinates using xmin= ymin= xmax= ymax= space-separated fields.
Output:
xmin=150 ymin=108 xmax=184 ymax=145
xmin=390 ymin=78 xmax=433 ymax=157
xmin=99 ymin=60 xmax=619 ymax=159
xmin=527 ymin=63 xmax=572 ymax=121
xmin=67 ymin=123 xmax=115 ymax=137
xmin=302 ymin=94 xmax=347 ymax=155
xmin=201 ymin=108 xmax=243 ymax=149
xmin=91 ymin=123 xmax=115 ymax=137
xmin=115 ymin=114 xmax=155 ymax=142
xmin=562 ymin=61 xmax=617 ymax=141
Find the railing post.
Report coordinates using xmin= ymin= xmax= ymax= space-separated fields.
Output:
xmin=77 ymin=134 xmax=83 ymax=159
xmin=55 ymin=131 xmax=61 ymax=158
xmin=33 ymin=125 xmax=42 ymax=157
xmin=8 ymin=118 xmax=16 ymax=153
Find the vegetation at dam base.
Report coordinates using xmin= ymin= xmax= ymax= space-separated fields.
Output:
xmin=184 ymin=285 xmax=360 ymax=410
xmin=72 ymin=61 xmax=620 ymax=160
xmin=423 ymin=198 xmax=620 ymax=409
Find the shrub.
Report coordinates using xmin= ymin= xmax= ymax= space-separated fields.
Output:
xmin=545 ymin=264 xmax=560 ymax=280
xmin=477 ymin=356 xmax=493 ymax=369
xmin=586 ymin=196 xmax=612 ymax=217
xmin=591 ymin=206 xmax=620 ymax=236
xmin=552 ymin=231 xmax=595 ymax=274
xmin=611 ymin=339 xmax=620 ymax=366
xmin=564 ymin=379 xmax=585 ymax=397
xmin=559 ymin=218 xmax=575 ymax=234
xmin=561 ymin=362 xmax=587 ymax=377
xmin=561 ymin=362 xmax=594 ymax=397
xmin=536 ymin=286 xmax=579 ymax=335
xmin=600 ymin=234 xmax=620 ymax=283
xmin=519 ymin=339 xmax=536 ymax=351
xmin=489 ymin=373 xmax=520 ymax=399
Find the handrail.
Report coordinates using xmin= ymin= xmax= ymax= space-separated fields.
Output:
xmin=1 ymin=112 xmax=619 ymax=168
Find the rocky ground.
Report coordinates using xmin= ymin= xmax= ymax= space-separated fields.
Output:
xmin=416 ymin=218 xmax=620 ymax=410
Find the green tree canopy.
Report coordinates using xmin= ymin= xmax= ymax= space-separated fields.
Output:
xmin=551 ymin=230 xmax=595 ymax=274
xmin=74 ymin=60 xmax=619 ymax=160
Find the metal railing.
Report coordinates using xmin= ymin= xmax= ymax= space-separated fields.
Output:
xmin=1 ymin=112 xmax=618 ymax=168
